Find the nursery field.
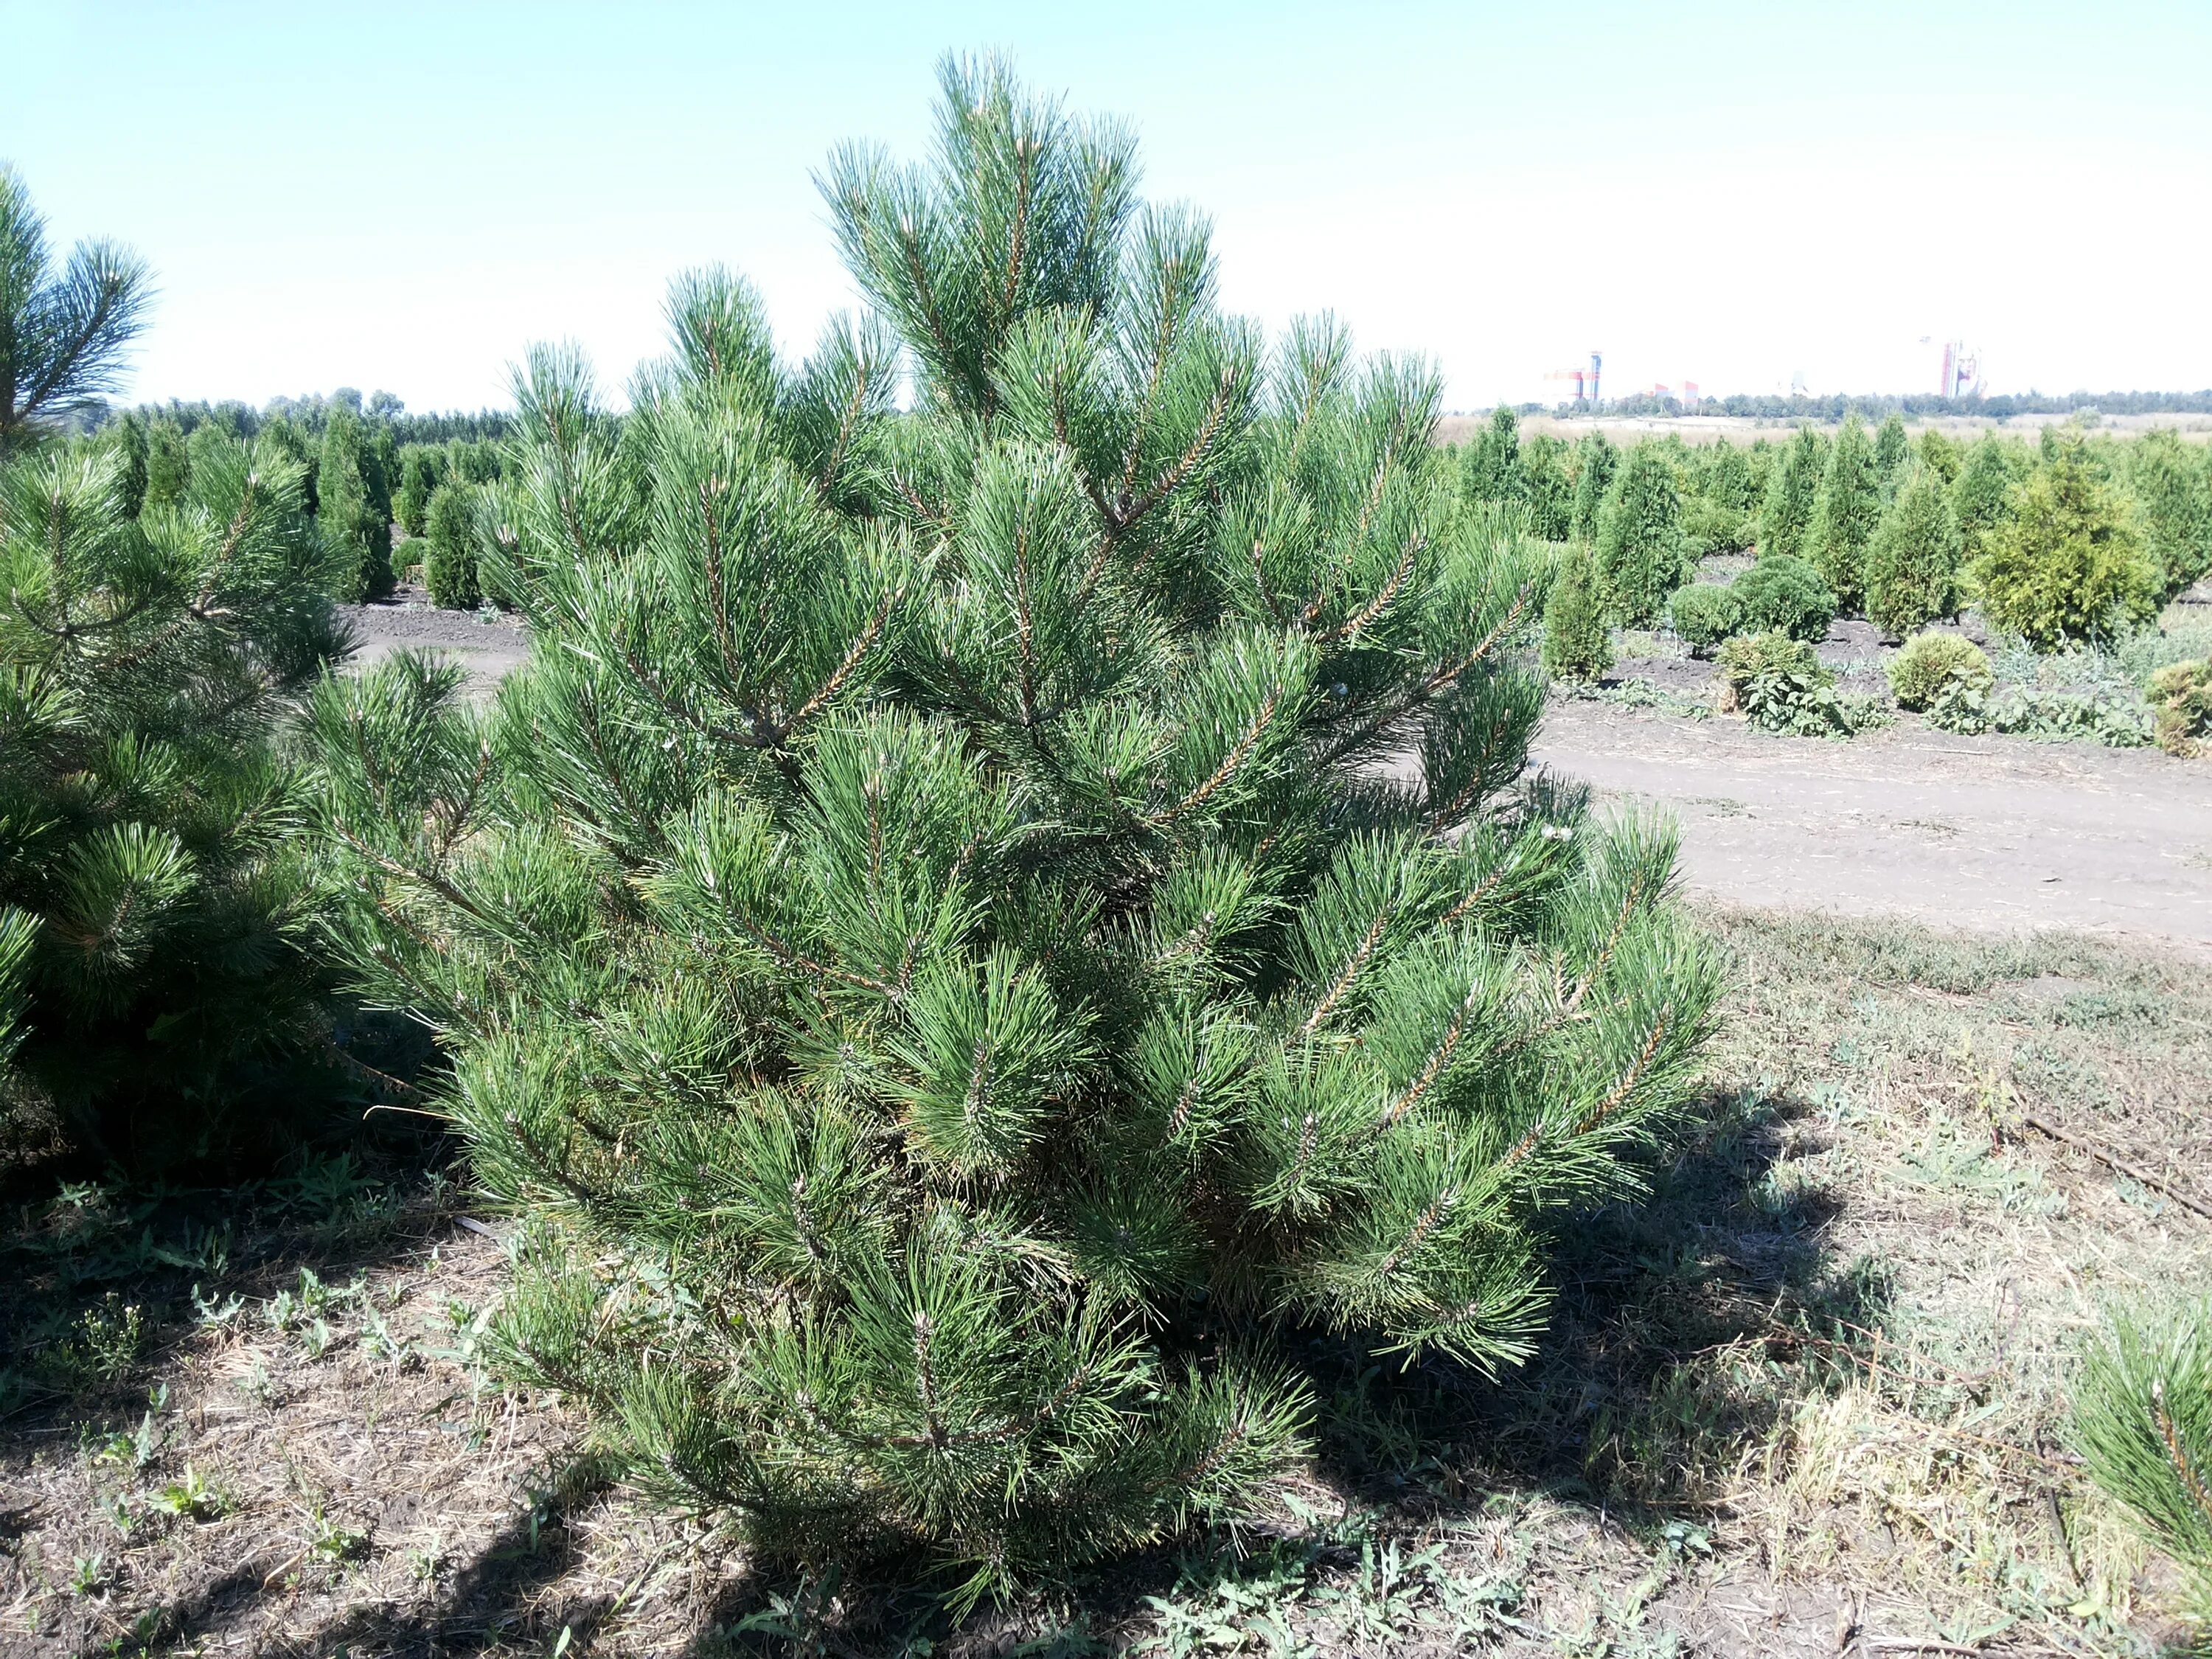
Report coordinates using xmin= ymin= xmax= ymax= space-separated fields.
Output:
xmin=4 ymin=905 xmax=2208 ymax=1656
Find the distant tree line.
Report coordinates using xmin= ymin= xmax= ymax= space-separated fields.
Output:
xmin=1532 ymin=389 xmax=2212 ymax=422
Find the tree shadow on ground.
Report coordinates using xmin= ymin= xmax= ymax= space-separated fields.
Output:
xmin=677 ymin=1085 xmax=1884 ymax=1657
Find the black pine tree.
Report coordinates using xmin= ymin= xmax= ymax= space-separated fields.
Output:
xmin=315 ymin=58 xmax=1719 ymax=1599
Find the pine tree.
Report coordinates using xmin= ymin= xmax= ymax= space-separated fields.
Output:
xmin=1542 ymin=540 xmax=1613 ymax=678
xmin=1596 ymin=441 xmax=1689 ymax=624
xmin=1951 ymin=433 xmax=2014 ymax=563
xmin=1865 ymin=464 xmax=1962 ymax=636
xmin=1807 ymin=414 xmax=1882 ymax=611
xmin=1872 ymin=413 xmax=1909 ymax=494
xmin=0 ymin=166 xmax=153 ymax=455
xmin=1759 ymin=425 xmax=1823 ymax=560
xmin=1461 ymin=406 xmax=1521 ymax=506
xmin=2126 ymin=429 xmax=2212 ymax=600
xmin=1520 ymin=432 xmax=1572 ymax=540
xmin=1 ymin=435 xmax=347 ymax=1164
xmin=313 ymin=58 xmax=1719 ymax=1597
xmin=1568 ymin=431 xmax=1616 ymax=543
xmin=319 ymin=404 xmax=393 ymax=601
xmin=1975 ymin=437 xmax=2158 ymax=647
xmin=107 ymin=411 xmax=149 ymax=517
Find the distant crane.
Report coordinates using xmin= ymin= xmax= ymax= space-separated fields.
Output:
xmin=1544 ymin=349 xmax=1604 ymax=406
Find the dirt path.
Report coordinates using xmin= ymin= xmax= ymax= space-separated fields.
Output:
xmin=338 ymin=587 xmax=530 ymax=693
xmin=1533 ymin=698 xmax=2212 ymax=950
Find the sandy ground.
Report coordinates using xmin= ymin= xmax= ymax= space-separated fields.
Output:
xmin=1532 ymin=698 xmax=2212 ymax=951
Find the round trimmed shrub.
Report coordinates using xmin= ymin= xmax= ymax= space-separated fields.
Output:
xmin=1885 ymin=633 xmax=1994 ymax=712
xmin=1668 ymin=582 xmax=1742 ymax=657
xmin=1732 ymin=554 xmax=1835 ymax=641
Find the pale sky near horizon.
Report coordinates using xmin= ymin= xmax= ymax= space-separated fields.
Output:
xmin=6 ymin=1 xmax=2210 ymax=415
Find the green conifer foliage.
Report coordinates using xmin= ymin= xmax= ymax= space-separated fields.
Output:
xmin=1569 ymin=431 xmax=1616 ymax=543
xmin=1596 ymin=442 xmax=1689 ymax=624
xmin=0 ymin=437 xmax=347 ymax=1164
xmin=421 ymin=481 xmax=479 ymax=609
xmin=1807 ymin=415 xmax=1882 ymax=611
xmin=1759 ymin=426 xmax=1823 ymax=560
xmin=1865 ymin=465 xmax=1963 ymax=636
xmin=1951 ymin=433 xmax=2014 ymax=561
xmin=319 ymin=405 xmax=393 ymax=602
xmin=1701 ymin=439 xmax=1764 ymax=515
xmin=1914 ymin=427 xmax=1961 ymax=486
xmin=1872 ymin=413 xmax=1909 ymax=493
xmin=1543 ymin=540 xmax=1613 ymax=678
xmin=2126 ymin=429 xmax=2212 ymax=599
xmin=397 ymin=446 xmax=442 ymax=539
xmin=1519 ymin=432 xmax=1573 ymax=540
xmin=1975 ymin=438 xmax=2158 ymax=647
xmin=108 ymin=411 xmax=149 ymax=517
xmin=1461 ymin=406 xmax=1521 ymax=505
xmin=142 ymin=417 xmax=189 ymax=512
xmin=313 ymin=59 xmax=1719 ymax=1596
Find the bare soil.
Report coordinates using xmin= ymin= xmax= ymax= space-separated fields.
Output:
xmin=338 ymin=586 xmax=529 ymax=698
xmin=1532 ymin=698 xmax=2212 ymax=952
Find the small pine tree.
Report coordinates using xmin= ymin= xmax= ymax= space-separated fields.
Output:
xmin=1596 ymin=441 xmax=1689 ymax=624
xmin=1520 ymin=431 xmax=1573 ymax=540
xmin=1807 ymin=414 xmax=1882 ymax=611
xmin=107 ymin=411 xmax=149 ymax=517
xmin=1460 ymin=406 xmax=1521 ymax=505
xmin=1 ymin=436 xmax=347 ymax=1164
xmin=1865 ymin=465 xmax=1964 ymax=636
xmin=1759 ymin=425 xmax=1823 ymax=560
xmin=1975 ymin=438 xmax=2158 ymax=647
xmin=2071 ymin=1299 xmax=2212 ymax=1618
xmin=313 ymin=58 xmax=1718 ymax=1596
xmin=397 ymin=445 xmax=442 ymax=540
xmin=1569 ymin=431 xmax=1616 ymax=543
xmin=1543 ymin=540 xmax=1613 ymax=678
xmin=2126 ymin=429 xmax=2212 ymax=600
xmin=319 ymin=405 xmax=393 ymax=602
xmin=1951 ymin=433 xmax=2013 ymax=561
xmin=1872 ymin=413 xmax=1910 ymax=493
xmin=421 ymin=481 xmax=479 ymax=608
xmin=142 ymin=417 xmax=190 ymax=512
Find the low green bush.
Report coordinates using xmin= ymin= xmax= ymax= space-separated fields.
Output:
xmin=1926 ymin=680 xmax=2154 ymax=748
xmin=1732 ymin=555 xmax=1835 ymax=641
xmin=1717 ymin=631 xmax=1887 ymax=738
xmin=1667 ymin=582 xmax=1742 ymax=657
xmin=1683 ymin=494 xmax=1753 ymax=557
xmin=1885 ymin=633 xmax=1993 ymax=712
xmin=1975 ymin=440 xmax=2158 ymax=647
xmin=2149 ymin=658 xmax=2212 ymax=757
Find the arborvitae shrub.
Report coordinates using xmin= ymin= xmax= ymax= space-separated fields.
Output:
xmin=421 ymin=481 xmax=480 ymax=609
xmin=1759 ymin=426 xmax=1823 ymax=560
xmin=1885 ymin=632 xmax=1992 ymax=711
xmin=397 ymin=445 xmax=443 ymax=540
xmin=1808 ymin=414 xmax=1882 ymax=611
xmin=1596 ymin=442 xmax=1689 ymax=624
xmin=1865 ymin=465 xmax=1963 ymax=636
xmin=312 ymin=59 xmax=1719 ymax=1598
xmin=1667 ymin=582 xmax=1741 ymax=657
xmin=1682 ymin=494 xmax=1753 ymax=557
xmin=1700 ymin=439 xmax=1765 ymax=516
xmin=1731 ymin=554 xmax=1835 ymax=641
xmin=1975 ymin=439 xmax=2157 ymax=647
xmin=142 ymin=417 xmax=189 ymax=512
xmin=1950 ymin=434 xmax=2014 ymax=562
xmin=1520 ymin=432 xmax=1573 ymax=540
xmin=319 ymin=406 xmax=393 ymax=602
xmin=1460 ymin=406 xmax=1520 ymax=505
xmin=1873 ymin=413 xmax=1909 ymax=492
xmin=107 ymin=412 xmax=149 ymax=517
xmin=2126 ymin=430 xmax=2212 ymax=600
xmin=1543 ymin=540 xmax=1613 ymax=679
xmin=1569 ymin=431 xmax=1615 ymax=543
xmin=1915 ymin=428 xmax=1961 ymax=485
xmin=0 ymin=437 xmax=347 ymax=1166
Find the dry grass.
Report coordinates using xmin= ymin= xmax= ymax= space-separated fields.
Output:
xmin=1 ymin=905 xmax=2208 ymax=1656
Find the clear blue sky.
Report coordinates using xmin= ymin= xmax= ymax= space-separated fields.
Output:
xmin=7 ymin=1 xmax=2210 ymax=413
